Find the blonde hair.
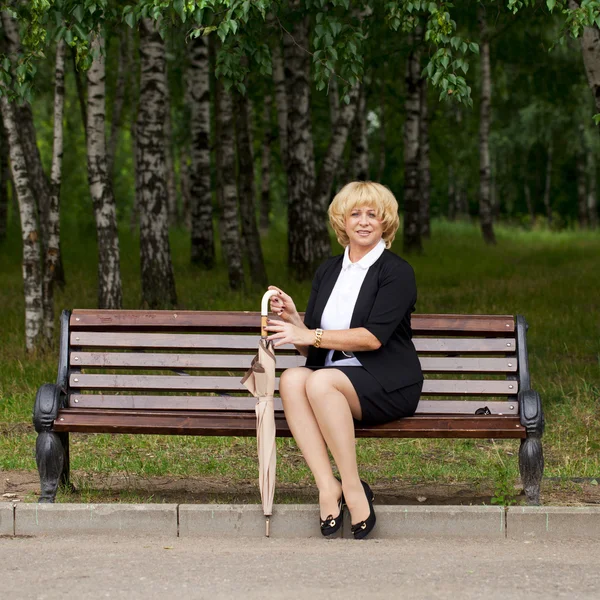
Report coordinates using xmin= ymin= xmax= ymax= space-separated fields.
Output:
xmin=328 ymin=181 xmax=400 ymax=249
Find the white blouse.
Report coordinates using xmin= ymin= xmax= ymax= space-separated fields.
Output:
xmin=320 ymin=239 xmax=386 ymax=367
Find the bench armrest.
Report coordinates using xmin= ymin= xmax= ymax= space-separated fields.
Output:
xmin=33 ymin=384 xmax=66 ymax=433
xmin=518 ymin=389 xmax=544 ymax=436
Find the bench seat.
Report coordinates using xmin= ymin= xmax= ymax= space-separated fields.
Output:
xmin=33 ymin=309 xmax=544 ymax=505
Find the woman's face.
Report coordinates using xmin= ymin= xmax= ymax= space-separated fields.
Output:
xmin=344 ymin=205 xmax=384 ymax=251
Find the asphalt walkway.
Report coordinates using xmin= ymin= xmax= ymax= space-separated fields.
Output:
xmin=2 ymin=534 xmax=599 ymax=599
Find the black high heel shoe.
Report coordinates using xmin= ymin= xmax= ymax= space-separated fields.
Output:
xmin=351 ymin=480 xmax=376 ymax=540
xmin=320 ymin=493 xmax=345 ymax=537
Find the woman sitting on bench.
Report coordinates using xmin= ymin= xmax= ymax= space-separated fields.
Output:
xmin=265 ymin=181 xmax=423 ymax=540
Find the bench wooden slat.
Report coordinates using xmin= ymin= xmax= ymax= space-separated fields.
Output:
xmin=71 ymin=310 xmax=515 ymax=334
xmin=53 ymin=408 xmax=525 ymax=438
xmin=69 ymin=394 xmax=519 ymax=415
xmin=71 ymin=352 xmax=307 ymax=371
xmin=69 ymin=374 xmax=518 ymax=395
xmin=70 ymin=332 xmax=517 ymax=354
xmin=70 ymin=352 xmax=518 ymax=373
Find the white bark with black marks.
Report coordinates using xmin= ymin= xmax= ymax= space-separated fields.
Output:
xmin=478 ymin=6 xmax=496 ymax=245
xmin=235 ymin=90 xmax=268 ymax=287
xmin=283 ymin=12 xmax=319 ymax=280
xmin=86 ymin=32 xmax=123 ymax=309
xmin=107 ymin=28 xmax=129 ymax=177
xmin=403 ymin=36 xmax=422 ymax=254
xmin=0 ymin=116 xmax=8 ymax=241
xmin=329 ymin=76 xmax=340 ymax=130
xmin=313 ymin=83 xmax=359 ymax=258
xmin=43 ymin=38 xmax=66 ymax=342
xmin=260 ymin=94 xmax=272 ymax=230
xmin=571 ymin=1 xmax=600 ymax=118
xmin=350 ymin=83 xmax=369 ymax=181
xmin=136 ymin=18 xmax=177 ymax=308
xmin=163 ymin=62 xmax=178 ymax=226
xmin=0 ymin=95 xmax=43 ymax=351
xmin=272 ymin=38 xmax=288 ymax=170
xmin=418 ymin=77 xmax=431 ymax=239
xmin=215 ymin=79 xmax=244 ymax=289
xmin=188 ymin=34 xmax=214 ymax=268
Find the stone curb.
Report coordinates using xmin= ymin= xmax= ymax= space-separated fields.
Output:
xmin=1 ymin=502 xmax=15 ymax=536
xmin=4 ymin=504 xmax=600 ymax=539
xmin=14 ymin=503 xmax=177 ymax=537
xmin=507 ymin=506 xmax=600 ymax=539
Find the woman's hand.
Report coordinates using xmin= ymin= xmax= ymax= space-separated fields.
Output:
xmin=265 ymin=319 xmax=313 ymax=349
xmin=268 ymin=285 xmax=301 ymax=325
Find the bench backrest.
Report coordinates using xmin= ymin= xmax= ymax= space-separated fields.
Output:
xmin=56 ymin=310 xmax=531 ymax=419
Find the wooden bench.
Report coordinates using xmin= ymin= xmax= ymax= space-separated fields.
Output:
xmin=33 ymin=309 xmax=544 ymax=505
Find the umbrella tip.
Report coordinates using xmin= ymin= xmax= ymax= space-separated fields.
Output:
xmin=266 ymin=517 xmax=271 ymax=537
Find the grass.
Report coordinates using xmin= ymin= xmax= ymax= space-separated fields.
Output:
xmin=1 ymin=216 xmax=599 ymax=502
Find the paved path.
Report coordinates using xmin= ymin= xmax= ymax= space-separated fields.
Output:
xmin=2 ymin=535 xmax=599 ymax=599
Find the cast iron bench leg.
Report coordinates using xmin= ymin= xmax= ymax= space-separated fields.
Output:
xmin=519 ymin=433 xmax=544 ymax=505
xmin=33 ymin=383 xmax=70 ymax=503
xmin=36 ymin=431 xmax=67 ymax=503
xmin=518 ymin=388 xmax=545 ymax=505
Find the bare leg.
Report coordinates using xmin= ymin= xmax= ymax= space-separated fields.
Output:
xmin=305 ymin=369 xmax=370 ymax=525
xmin=279 ymin=368 xmax=342 ymax=519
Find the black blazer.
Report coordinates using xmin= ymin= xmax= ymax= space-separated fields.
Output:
xmin=304 ymin=249 xmax=423 ymax=392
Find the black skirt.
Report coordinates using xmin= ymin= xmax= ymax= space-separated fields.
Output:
xmin=307 ymin=365 xmax=423 ymax=426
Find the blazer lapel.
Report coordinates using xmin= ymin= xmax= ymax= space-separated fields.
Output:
xmin=310 ymin=257 xmax=343 ymax=328
xmin=349 ymin=265 xmax=378 ymax=328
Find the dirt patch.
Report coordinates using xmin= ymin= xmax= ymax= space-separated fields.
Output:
xmin=2 ymin=470 xmax=600 ymax=506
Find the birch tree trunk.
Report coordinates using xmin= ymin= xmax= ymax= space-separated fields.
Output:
xmin=543 ymin=140 xmax=553 ymax=227
xmin=272 ymin=38 xmax=288 ymax=170
xmin=572 ymin=0 xmax=600 ymax=122
xmin=163 ymin=63 xmax=178 ymax=226
xmin=283 ymin=11 xmax=319 ymax=280
xmin=260 ymin=94 xmax=272 ymax=230
xmin=180 ymin=145 xmax=192 ymax=230
xmin=1 ymin=95 xmax=43 ymax=351
xmin=329 ymin=77 xmax=340 ymax=131
xmin=2 ymin=13 xmax=51 ymax=252
xmin=403 ymin=37 xmax=422 ymax=254
xmin=42 ymin=38 xmax=66 ymax=342
xmin=0 ymin=118 xmax=7 ymax=241
xmin=72 ymin=48 xmax=87 ymax=141
xmin=478 ymin=6 xmax=496 ymax=245
xmin=188 ymin=34 xmax=214 ymax=268
xmin=418 ymin=77 xmax=431 ymax=239
xmin=350 ymin=83 xmax=369 ymax=181
xmin=136 ymin=18 xmax=177 ymax=308
xmin=86 ymin=32 xmax=123 ymax=309
xmin=313 ymin=84 xmax=359 ymax=259
xmin=129 ymin=31 xmax=141 ymax=233
xmin=215 ymin=78 xmax=244 ymax=289
xmin=235 ymin=90 xmax=268 ymax=287
xmin=107 ymin=28 xmax=128 ymax=177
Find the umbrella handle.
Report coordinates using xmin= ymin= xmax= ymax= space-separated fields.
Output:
xmin=261 ymin=290 xmax=278 ymax=338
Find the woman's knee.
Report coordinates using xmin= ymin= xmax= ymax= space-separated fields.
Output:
xmin=305 ymin=369 xmax=339 ymax=401
xmin=279 ymin=367 xmax=311 ymax=397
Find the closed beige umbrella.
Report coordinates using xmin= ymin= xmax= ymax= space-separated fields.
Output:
xmin=241 ymin=290 xmax=278 ymax=536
